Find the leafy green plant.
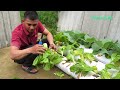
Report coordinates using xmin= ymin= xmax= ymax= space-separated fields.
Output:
xmin=99 ymin=69 xmax=111 ymax=79
xmin=31 ymin=30 xmax=120 ymax=79
xmin=54 ymin=32 xmax=69 ymax=46
xmin=43 ymin=43 xmax=48 ymax=48
xmin=70 ymin=59 xmax=97 ymax=76
xmin=92 ymin=39 xmax=120 ymax=59
xmin=112 ymin=72 xmax=120 ymax=79
xmin=20 ymin=11 xmax=24 ymax=21
xmin=111 ymin=53 xmax=120 ymax=63
xmin=33 ymin=48 xmax=63 ymax=71
xmin=38 ymin=11 xmax=58 ymax=29
xmin=54 ymin=71 xmax=65 ymax=78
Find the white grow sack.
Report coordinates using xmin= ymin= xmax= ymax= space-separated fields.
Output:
xmin=55 ymin=45 xmax=112 ymax=79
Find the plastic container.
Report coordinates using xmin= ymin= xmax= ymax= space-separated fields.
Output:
xmin=55 ymin=45 xmax=108 ymax=79
xmin=55 ymin=57 xmax=100 ymax=79
xmin=39 ymin=41 xmax=43 ymax=45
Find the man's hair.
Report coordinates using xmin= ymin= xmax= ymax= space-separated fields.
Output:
xmin=24 ymin=11 xmax=39 ymax=20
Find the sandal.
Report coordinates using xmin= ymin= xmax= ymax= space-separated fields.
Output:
xmin=22 ymin=65 xmax=38 ymax=74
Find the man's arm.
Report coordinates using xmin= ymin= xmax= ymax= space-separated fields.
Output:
xmin=10 ymin=45 xmax=46 ymax=60
xmin=42 ymin=28 xmax=56 ymax=50
xmin=38 ymin=21 xmax=54 ymax=45
xmin=10 ymin=46 xmax=31 ymax=60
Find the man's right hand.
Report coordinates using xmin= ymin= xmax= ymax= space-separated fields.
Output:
xmin=29 ymin=44 xmax=46 ymax=54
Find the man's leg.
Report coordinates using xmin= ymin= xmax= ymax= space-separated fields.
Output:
xmin=15 ymin=39 xmax=50 ymax=74
xmin=14 ymin=39 xmax=49 ymax=66
xmin=22 ymin=54 xmax=39 ymax=74
xmin=14 ymin=45 xmax=39 ymax=74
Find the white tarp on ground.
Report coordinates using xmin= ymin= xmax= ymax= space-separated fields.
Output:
xmin=55 ymin=44 xmax=120 ymax=79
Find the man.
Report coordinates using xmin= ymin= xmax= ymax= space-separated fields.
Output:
xmin=10 ymin=11 xmax=56 ymax=74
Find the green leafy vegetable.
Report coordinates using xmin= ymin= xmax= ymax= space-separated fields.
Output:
xmin=54 ymin=71 xmax=65 ymax=78
xmin=70 ymin=60 xmax=97 ymax=76
xmin=112 ymin=72 xmax=120 ymax=79
xmin=99 ymin=69 xmax=111 ymax=79
xmin=43 ymin=43 xmax=48 ymax=48
xmin=33 ymin=48 xmax=63 ymax=70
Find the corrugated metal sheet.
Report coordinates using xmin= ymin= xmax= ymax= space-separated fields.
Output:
xmin=58 ymin=11 xmax=120 ymax=42
xmin=0 ymin=11 xmax=21 ymax=48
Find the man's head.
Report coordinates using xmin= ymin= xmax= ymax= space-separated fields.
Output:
xmin=22 ymin=11 xmax=39 ymax=33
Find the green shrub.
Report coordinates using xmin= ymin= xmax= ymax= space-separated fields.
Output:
xmin=37 ymin=11 xmax=58 ymax=29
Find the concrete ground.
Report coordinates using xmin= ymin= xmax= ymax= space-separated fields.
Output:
xmin=0 ymin=47 xmax=72 ymax=79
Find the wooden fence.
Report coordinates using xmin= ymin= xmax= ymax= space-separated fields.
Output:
xmin=0 ymin=11 xmax=21 ymax=48
xmin=1 ymin=11 xmax=120 ymax=48
xmin=57 ymin=11 xmax=120 ymax=43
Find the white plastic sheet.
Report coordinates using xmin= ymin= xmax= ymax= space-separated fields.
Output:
xmin=79 ymin=45 xmax=111 ymax=64
xmin=94 ymin=55 xmax=111 ymax=64
xmin=79 ymin=45 xmax=93 ymax=53
xmin=55 ymin=57 xmax=104 ymax=79
xmin=55 ymin=45 xmax=112 ymax=79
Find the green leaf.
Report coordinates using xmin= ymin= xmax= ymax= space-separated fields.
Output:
xmin=84 ymin=34 xmax=96 ymax=43
xmin=101 ymin=39 xmax=112 ymax=45
xmin=112 ymin=72 xmax=120 ymax=79
xmin=99 ymin=48 xmax=108 ymax=55
xmin=70 ymin=63 xmax=81 ymax=74
xmin=54 ymin=32 xmax=68 ymax=43
xmin=92 ymin=43 xmax=101 ymax=52
xmin=33 ymin=56 xmax=41 ymax=66
xmin=105 ymin=63 xmax=117 ymax=69
xmin=99 ymin=69 xmax=111 ymax=79
xmin=43 ymin=63 xmax=51 ymax=71
xmin=111 ymin=53 xmax=117 ymax=61
xmin=114 ymin=61 xmax=120 ymax=67
xmin=84 ymin=53 xmax=95 ymax=61
xmin=63 ymin=32 xmax=74 ymax=43
xmin=43 ymin=43 xmax=48 ymax=48
xmin=111 ymin=53 xmax=120 ymax=62
xmin=41 ymin=58 xmax=49 ymax=63
xmin=70 ymin=60 xmax=96 ymax=75
xmin=66 ymin=53 xmax=74 ymax=62
xmin=103 ymin=41 xmax=114 ymax=50
xmin=54 ymin=71 xmax=64 ymax=78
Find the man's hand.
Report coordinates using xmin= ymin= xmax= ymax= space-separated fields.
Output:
xmin=30 ymin=44 xmax=46 ymax=54
xmin=49 ymin=43 xmax=56 ymax=51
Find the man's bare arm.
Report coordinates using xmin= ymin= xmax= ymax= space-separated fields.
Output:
xmin=10 ymin=45 xmax=46 ymax=60
xmin=42 ymin=28 xmax=56 ymax=50
xmin=10 ymin=46 xmax=32 ymax=60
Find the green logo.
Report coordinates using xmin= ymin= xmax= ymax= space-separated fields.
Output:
xmin=91 ymin=16 xmax=112 ymax=20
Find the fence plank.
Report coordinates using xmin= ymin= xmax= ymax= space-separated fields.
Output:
xmin=106 ymin=11 xmax=120 ymax=43
xmin=57 ymin=11 xmax=84 ymax=32
xmin=9 ymin=11 xmax=21 ymax=31
xmin=2 ymin=11 xmax=12 ymax=46
xmin=0 ymin=11 xmax=7 ymax=48
xmin=0 ymin=11 xmax=21 ymax=48
xmin=81 ymin=11 xmax=112 ymax=39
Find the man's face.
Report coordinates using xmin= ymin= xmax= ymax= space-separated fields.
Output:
xmin=23 ymin=18 xmax=39 ymax=33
